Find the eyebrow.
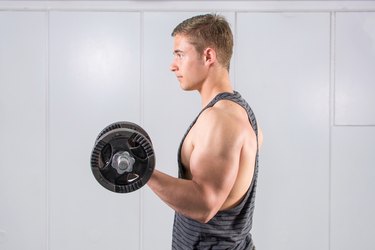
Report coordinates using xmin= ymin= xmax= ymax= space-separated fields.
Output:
xmin=173 ymin=49 xmax=184 ymax=54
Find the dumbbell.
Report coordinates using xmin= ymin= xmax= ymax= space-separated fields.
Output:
xmin=90 ymin=121 xmax=155 ymax=193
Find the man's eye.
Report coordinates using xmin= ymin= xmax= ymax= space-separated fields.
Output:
xmin=174 ymin=53 xmax=184 ymax=59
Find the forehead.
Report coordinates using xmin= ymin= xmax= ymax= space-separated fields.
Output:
xmin=173 ymin=34 xmax=195 ymax=52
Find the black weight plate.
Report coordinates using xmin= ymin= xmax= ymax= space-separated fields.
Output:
xmin=95 ymin=121 xmax=152 ymax=144
xmin=91 ymin=122 xmax=155 ymax=193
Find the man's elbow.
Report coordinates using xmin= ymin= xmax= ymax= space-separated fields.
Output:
xmin=192 ymin=200 xmax=220 ymax=224
xmin=193 ymin=210 xmax=216 ymax=224
xmin=188 ymin=184 xmax=223 ymax=223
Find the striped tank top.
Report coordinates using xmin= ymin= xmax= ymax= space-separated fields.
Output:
xmin=172 ymin=91 xmax=259 ymax=250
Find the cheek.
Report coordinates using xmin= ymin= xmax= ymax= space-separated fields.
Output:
xmin=180 ymin=57 xmax=205 ymax=83
xmin=184 ymin=59 xmax=199 ymax=74
xmin=190 ymin=64 xmax=205 ymax=80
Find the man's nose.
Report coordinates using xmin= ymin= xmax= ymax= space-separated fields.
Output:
xmin=170 ymin=60 xmax=178 ymax=72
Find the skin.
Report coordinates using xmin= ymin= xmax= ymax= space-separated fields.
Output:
xmin=147 ymin=34 xmax=263 ymax=223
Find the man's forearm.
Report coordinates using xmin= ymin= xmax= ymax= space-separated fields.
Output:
xmin=147 ymin=169 xmax=214 ymax=223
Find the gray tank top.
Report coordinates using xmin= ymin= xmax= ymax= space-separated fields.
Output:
xmin=172 ymin=91 xmax=259 ymax=250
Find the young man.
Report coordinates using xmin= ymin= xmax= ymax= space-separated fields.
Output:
xmin=147 ymin=14 xmax=262 ymax=249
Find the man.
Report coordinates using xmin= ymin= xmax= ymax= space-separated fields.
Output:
xmin=147 ymin=14 xmax=263 ymax=249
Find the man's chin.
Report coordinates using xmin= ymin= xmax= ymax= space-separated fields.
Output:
xmin=179 ymin=80 xmax=199 ymax=91
xmin=180 ymin=86 xmax=195 ymax=92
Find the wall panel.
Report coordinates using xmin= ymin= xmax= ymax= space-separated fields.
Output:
xmin=49 ymin=11 xmax=141 ymax=250
xmin=0 ymin=12 xmax=47 ymax=250
xmin=236 ymin=13 xmax=330 ymax=250
xmin=331 ymin=127 xmax=375 ymax=250
xmin=335 ymin=12 xmax=375 ymax=125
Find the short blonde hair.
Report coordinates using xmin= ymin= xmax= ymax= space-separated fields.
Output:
xmin=172 ymin=14 xmax=233 ymax=71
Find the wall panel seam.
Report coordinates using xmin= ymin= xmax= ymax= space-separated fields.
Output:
xmin=233 ymin=11 xmax=237 ymax=90
xmin=333 ymin=124 xmax=375 ymax=127
xmin=1 ymin=1 xmax=375 ymax=12
xmin=139 ymin=10 xmax=144 ymax=250
xmin=45 ymin=10 xmax=50 ymax=250
xmin=329 ymin=11 xmax=336 ymax=250
xmin=2 ymin=9 xmax=375 ymax=13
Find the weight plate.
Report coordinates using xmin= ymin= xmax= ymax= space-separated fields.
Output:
xmin=95 ymin=121 xmax=152 ymax=144
xmin=91 ymin=122 xmax=155 ymax=193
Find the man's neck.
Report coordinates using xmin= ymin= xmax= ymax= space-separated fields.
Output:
xmin=198 ymin=69 xmax=233 ymax=108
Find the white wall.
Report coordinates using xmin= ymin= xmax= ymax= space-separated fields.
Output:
xmin=0 ymin=1 xmax=374 ymax=250
xmin=237 ymin=12 xmax=331 ymax=249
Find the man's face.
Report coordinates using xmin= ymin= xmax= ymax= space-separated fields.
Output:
xmin=170 ymin=35 xmax=207 ymax=91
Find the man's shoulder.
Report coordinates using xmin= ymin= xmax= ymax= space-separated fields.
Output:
xmin=198 ymin=101 xmax=248 ymax=133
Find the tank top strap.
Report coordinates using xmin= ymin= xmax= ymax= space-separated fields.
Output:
xmin=206 ymin=91 xmax=258 ymax=138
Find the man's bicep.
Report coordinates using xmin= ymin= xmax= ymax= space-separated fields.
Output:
xmin=189 ymin=134 xmax=240 ymax=205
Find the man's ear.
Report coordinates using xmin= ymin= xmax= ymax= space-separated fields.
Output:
xmin=203 ymin=47 xmax=217 ymax=66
